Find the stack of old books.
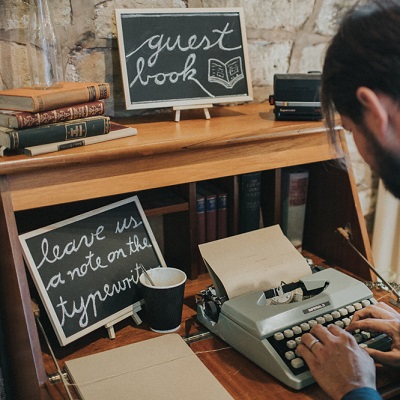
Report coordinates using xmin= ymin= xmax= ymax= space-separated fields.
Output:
xmin=0 ymin=81 xmax=137 ymax=156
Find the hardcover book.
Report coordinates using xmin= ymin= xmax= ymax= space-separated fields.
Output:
xmin=199 ymin=181 xmax=228 ymax=240
xmin=0 ymin=115 xmax=110 ymax=150
xmin=197 ymin=184 xmax=217 ymax=243
xmin=22 ymin=122 xmax=137 ymax=156
xmin=281 ymin=168 xmax=309 ymax=251
xmin=0 ymin=81 xmax=110 ymax=112
xmin=0 ymin=100 xmax=105 ymax=129
xmin=196 ymin=192 xmax=206 ymax=246
xmin=216 ymin=188 xmax=228 ymax=239
xmin=196 ymin=191 xmax=207 ymax=275
xmin=239 ymin=172 xmax=262 ymax=233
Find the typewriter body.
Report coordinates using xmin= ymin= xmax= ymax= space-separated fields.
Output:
xmin=197 ymin=268 xmax=386 ymax=389
xmin=197 ymin=267 xmax=390 ymax=390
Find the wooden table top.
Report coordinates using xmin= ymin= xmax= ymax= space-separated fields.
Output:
xmin=42 ymin=270 xmax=400 ymax=400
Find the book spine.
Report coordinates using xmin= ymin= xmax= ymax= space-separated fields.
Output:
xmin=239 ymin=172 xmax=262 ymax=233
xmin=197 ymin=183 xmax=218 ymax=243
xmin=217 ymin=191 xmax=228 ymax=239
xmin=196 ymin=193 xmax=206 ymax=246
xmin=33 ymin=83 xmax=110 ymax=112
xmin=281 ymin=169 xmax=309 ymax=251
xmin=205 ymin=192 xmax=217 ymax=242
xmin=196 ymin=192 xmax=207 ymax=274
xmin=14 ymin=100 xmax=105 ymax=129
xmin=9 ymin=116 xmax=110 ymax=149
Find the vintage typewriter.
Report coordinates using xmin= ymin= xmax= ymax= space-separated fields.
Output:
xmin=197 ymin=267 xmax=392 ymax=390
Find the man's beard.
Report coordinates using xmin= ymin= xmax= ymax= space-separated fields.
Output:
xmin=361 ymin=122 xmax=400 ymax=199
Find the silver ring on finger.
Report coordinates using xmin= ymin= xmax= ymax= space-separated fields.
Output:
xmin=309 ymin=338 xmax=320 ymax=351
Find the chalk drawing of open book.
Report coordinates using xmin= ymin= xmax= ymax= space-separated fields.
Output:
xmin=208 ymin=56 xmax=244 ymax=89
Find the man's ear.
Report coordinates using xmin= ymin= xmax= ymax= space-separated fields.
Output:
xmin=356 ymin=87 xmax=388 ymax=140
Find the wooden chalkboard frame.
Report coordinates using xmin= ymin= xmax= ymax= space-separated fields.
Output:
xmin=19 ymin=196 xmax=167 ymax=346
xmin=115 ymin=8 xmax=253 ymax=110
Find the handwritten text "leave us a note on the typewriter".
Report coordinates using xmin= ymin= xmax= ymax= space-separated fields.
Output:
xmin=37 ymin=215 xmax=152 ymax=329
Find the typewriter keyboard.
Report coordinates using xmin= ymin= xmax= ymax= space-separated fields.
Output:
xmin=267 ymin=299 xmax=393 ymax=376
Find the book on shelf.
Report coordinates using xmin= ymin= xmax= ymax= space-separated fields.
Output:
xmin=22 ymin=122 xmax=137 ymax=156
xmin=196 ymin=192 xmax=207 ymax=274
xmin=196 ymin=192 xmax=206 ymax=246
xmin=216 ymin=187 xmax=228 ymax=239
xmin=199 ymin=181 xmax=228 ymax=240
xmin=0 ymin=81 xmax=110 ymax=112
xmin=0 ymin=100 xmax=105 ymax=129
xmin=197 ymin=181 xmax=228 ymax=275
xmin=0 ymin=115 xmax=110 ymax=150
xmin=280 ymin=167 xmax=309 ymax=252
xmin=197 ymin=184 xmax=217 ymax=243
xmin=239 ymin=171 xmax=262 ymax=233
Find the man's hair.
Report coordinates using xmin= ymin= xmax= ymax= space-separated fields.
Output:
xmin=321 ymin=0 xmax=400 ymax=134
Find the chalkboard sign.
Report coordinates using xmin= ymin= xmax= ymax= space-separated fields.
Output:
xmin=115 ymin=8 xmax=253 ymax=110
xmin=19 ymin=196 xmax=166 ymax=346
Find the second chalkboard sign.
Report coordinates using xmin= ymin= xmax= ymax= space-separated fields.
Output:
xmin=19 ymin=196 xmax=166 ymax=346
xmin=115 ymin=8 xmax=253 ymax=110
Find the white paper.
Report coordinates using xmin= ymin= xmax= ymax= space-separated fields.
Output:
xmin=199 ymin=225 xmax=312 ymax=299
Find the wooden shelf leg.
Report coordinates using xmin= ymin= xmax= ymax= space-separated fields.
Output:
xmin=0 ymin=176 xmax=47 ymax=399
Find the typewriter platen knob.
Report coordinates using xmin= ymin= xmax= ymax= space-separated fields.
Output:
xmin=205 ymin=300 xmax=219 ymax=320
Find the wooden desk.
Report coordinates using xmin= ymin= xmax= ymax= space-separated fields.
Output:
xmin=43 ymin=270 xmax=400 ymax=400
xmin=0 ymin=103 xmax=379 ymax=398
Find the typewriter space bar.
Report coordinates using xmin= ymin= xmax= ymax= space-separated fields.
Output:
xmin=360 ymin=334 xmax=392 ymax=352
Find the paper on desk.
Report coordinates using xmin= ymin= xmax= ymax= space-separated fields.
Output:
xmin=65 ymin=334 xmax=233 ymax=400
xmin=199 ymin=225 xmax=312 ymax=299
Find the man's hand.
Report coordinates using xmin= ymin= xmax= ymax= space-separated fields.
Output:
xmin=346 ymin=302 xmax=400 ymax=367
xmin=297 ymin=324 xmax=376 ymax=400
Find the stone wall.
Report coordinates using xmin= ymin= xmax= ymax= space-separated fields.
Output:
xmin=0 ymin=0 xmax=377 ymax=233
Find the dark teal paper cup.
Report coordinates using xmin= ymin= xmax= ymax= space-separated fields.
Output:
xmin=139 ymin=267 xmax=187 ymax=333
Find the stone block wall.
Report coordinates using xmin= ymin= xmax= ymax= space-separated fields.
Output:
xmin=0 ymin=0 xmax=377 ymax=233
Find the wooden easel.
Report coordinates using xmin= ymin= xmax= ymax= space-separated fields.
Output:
xmin=104 ymin=303 xmax=142 ymax=339
xmin=173 ymin=104 xmax=213 ymax=122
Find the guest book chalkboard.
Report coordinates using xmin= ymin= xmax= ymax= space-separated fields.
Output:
xmin=19 ymin=196 xmax=166 ymax=346
xmin=115 ymin=8 xmax=253 ymax=110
